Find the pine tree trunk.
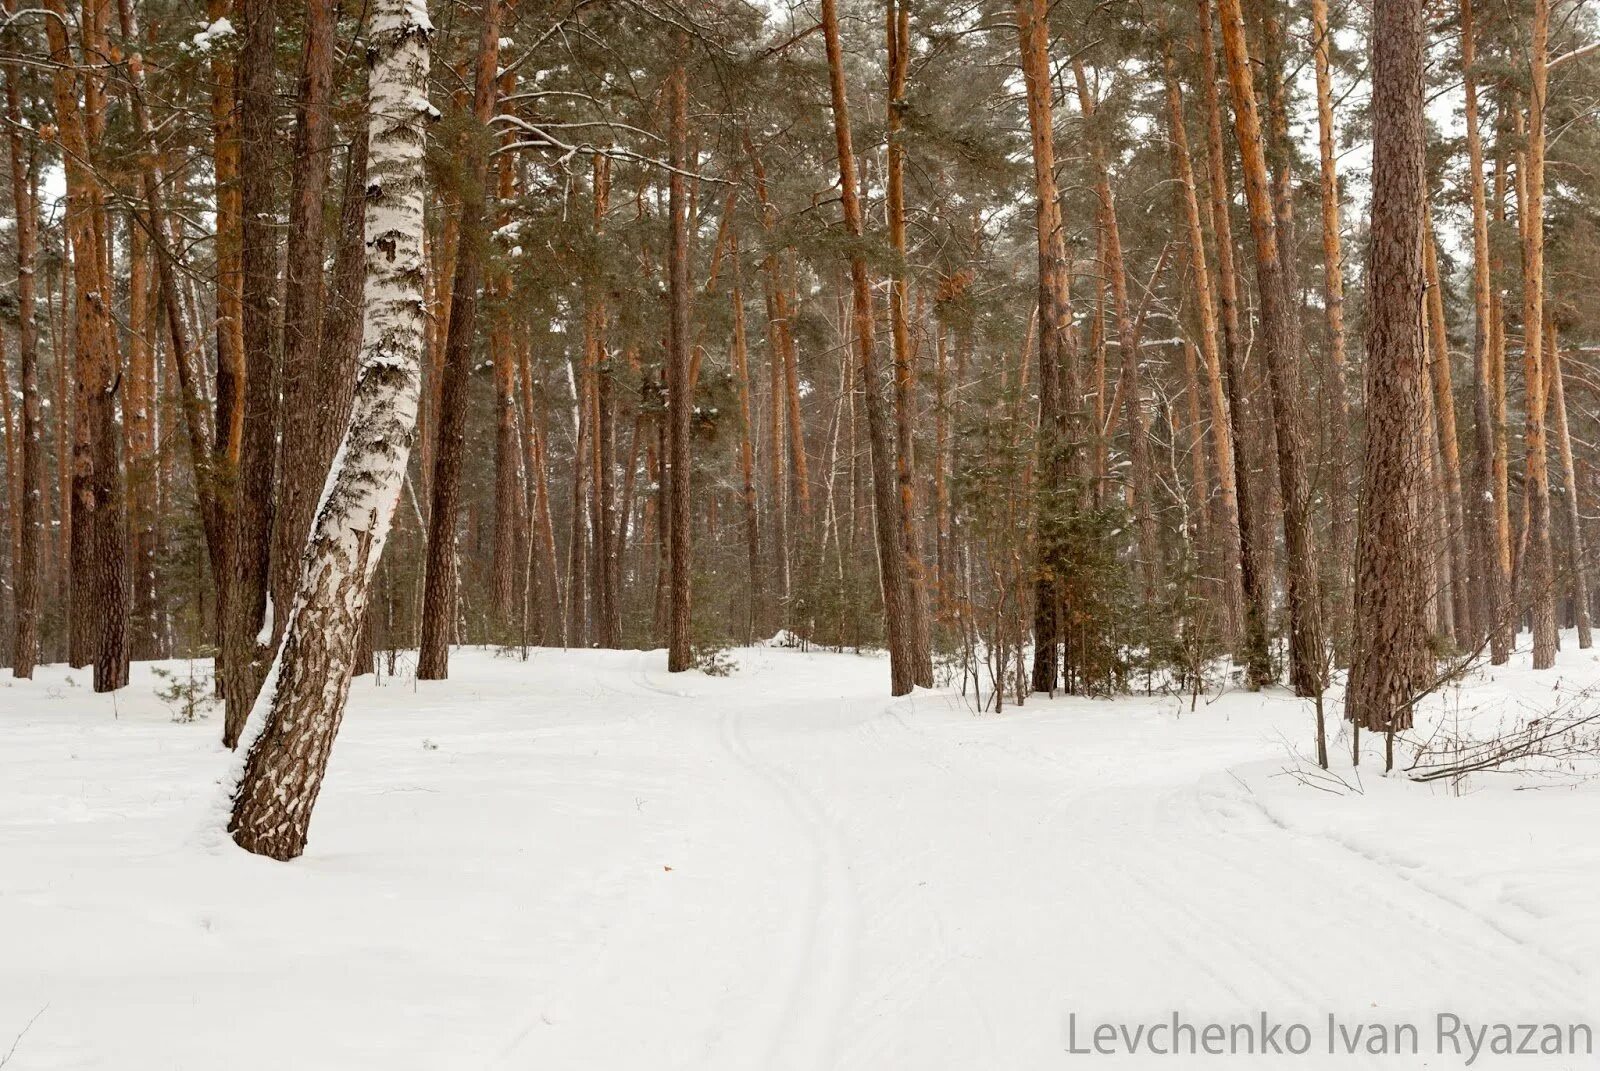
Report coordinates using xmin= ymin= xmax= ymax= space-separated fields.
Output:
xmin=589 ymin=157 xmax=621 ymax=649
xmin=886 ymin=0 xmax=933 ymax=688
xmin=730 ymin=231 xmax=764 ymax=643
xmin=1522 ymin=0 xmax=1558 ymax=670
xmin=1548 ymin=323 xmax=1591 ymax=648
xmin=44 ymin=0 xmax=128 ymax=692
xmin=1196 ymin=0 xmax=1271 ymax=689
xmin=1346 ymin=0 xmax=1428 ymax=739
xmin=417 ymin=0 xmax=501 ymax=679
xmin=1163 ymin=42 xmax=1242 ymax=639
xmin=821 ymin=0 xmax=915 ymax=695
xmin=1075 ymin=60 xmax=1161 ymax=609
xmin=5 ymin=45 xmax=41 ymax=678
xmin=229 ymin=0 xmax=432 ymax=860
xmin=223 ymin=0 xmax=283 ymax=738
xmin=1018 ymin=0 xmax=1075 ymax=693
xmin=665 ymin=47 xmax=694 ymax=673
xmin=1216 ymin=0 xmax=1323 ymax=696
xmin=1423 ymin=205 xmax=1472 ymax=642
xmin=1462 ymin=0 xmax=1509 ymax=661
xmin=269 ymin=0 xmax=337 ymax=648
xmin=1309 ymin=0 xmax=1354 ymax=652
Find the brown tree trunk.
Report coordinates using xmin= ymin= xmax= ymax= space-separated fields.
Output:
xmin=417 ymin=0 xmax=501 ymax=679
xmin=1163 ymin=41 xmax=1243 ymax=637
xmin=269 ymin=0 xmax=337 ymax=647
xmin=1217 ymin=0 xmax=1323 ymax=695
xmin=886 ymin=0 xmax=933 ymax=688
xmin=1018 ymin=0 xmax=1075 ymax=692
xmin=589 ymin=157 xmax=621 ymax=649
xmin=1196 ymin=0 xmax=1271 ymax=688
xmin=1346 ymin=0 xmax=1429 ymax=741
xmin=1309 ymin=0 xmax=1354 ymax=651
xmin=1462 ymin=0 xmax=1509 ymax=661
xmin=45 ymin=0 xmax=128 ymax=691
xmin=1423 ymin=204 xmax=1472 ymax=642
xmin=1548 ymin=322 xmax=1591 ymax=648
xmin=5 ymin=40 xmax=41 ymax=678
xmin=665 ymin=46 xmax=693 ymax=673
xmin=1521 ymin=0 xmax=1558 ymax=670
xmin=1075 ymin=60 xmax=1161 ymax=609
xmin=821 ymin=0 xmax=916 ymax=695
xmin=223 ymin=0 xmax=282 ymax=738
xmin=730 ymin=231 xmax=764 ymax=642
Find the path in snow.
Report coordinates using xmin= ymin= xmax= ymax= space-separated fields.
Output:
xmin=3 ymin=641 xmax=1599 ymax=1069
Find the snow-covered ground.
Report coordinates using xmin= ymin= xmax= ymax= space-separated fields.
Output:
xmin=4 ymin=637 xmax=1600 ymax=1069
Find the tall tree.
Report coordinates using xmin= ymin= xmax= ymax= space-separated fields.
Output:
xmin=223 ymin=0 xmax=283 ymax=739
xmin=821 ymin=0 xmax=917 ymax=696
xmin=1346 ymin=0 xmax=1429 ymax=745
xmin=417 ymin=0 xmax=502 ymax=680
xmin=665 ymin=42 xmax=694 ymax=673
xmin=1521 ymin=0 xmax=1559 ymax=670
xmin=1216 ymin=0 xmax=1323 ymax=695
xmin=1017 ymin=0 xmax=1074 ymax=692
xmin=5 ymin=25 xmax=41 ymax=678
xmin=229 ymin=0 xmax=433 ymax=859
xmin=44 ymin=0 xmax=128 ymax=692
xmin=269 ymin=0 xmax=338 ymax=645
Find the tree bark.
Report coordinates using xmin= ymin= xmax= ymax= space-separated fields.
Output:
xmin=1195 ymin=0 xmax=1271 ymax=689
xmin=821 ymin=0 xmax=916 ymax=695
xmin=5 ymin=38 xmax=41 ymax=677
xmin=1309 ymin=0 xmax=1354 ymax=651
xmin=886 ymin=0 xmax=933 ymax=688
xmin=44 ymin=0 xmax=128 ymax=691
xmin=223 ymin=0 xmax=283 ymax=738
xmin=1346 ymin=0 xmax=1429 ymax=739
xmin=1216 ymin=0 xmax=1323 ymax=695
xmin=1017 ymin=0 xmax=1075 ymax=692
xmin=665 ymin=45 xmax=693 ymax=673
xmin=417 ymin=0 xmax=501 ymax=679
xmin=1461 ymin=0 xmax=1509 ymax=661
xmin=1521 ymin=0 xmax=1558 ymax=670
xmin=269 ymin=0 xmax=337 ymax=647
xmin=1548 ymin=322 xmax=1591 ymax=648
xmin=1164 ymin=41 xmax=1242 ymax=639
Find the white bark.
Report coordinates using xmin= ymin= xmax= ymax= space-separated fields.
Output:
xmin=225 ymin=0 xmax=432 ymax=860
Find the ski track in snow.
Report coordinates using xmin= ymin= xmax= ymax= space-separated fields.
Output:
xmin=4 ymin=638 xmax=1600 ymax=1069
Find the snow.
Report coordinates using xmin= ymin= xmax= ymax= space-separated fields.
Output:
xmin=4 ymin=638 xmax=1600 ymax=1068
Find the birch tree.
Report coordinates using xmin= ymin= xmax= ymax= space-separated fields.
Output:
xmin=229 ymin=0 xmax=432 ymax=860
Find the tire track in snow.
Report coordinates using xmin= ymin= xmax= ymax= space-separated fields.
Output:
xmin=711 ymin=701 xmax=861 ymax=1071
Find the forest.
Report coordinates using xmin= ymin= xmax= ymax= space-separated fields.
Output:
xmin=6 ymin=0 xmax=1600 ymax=1062
xmin=3 ymin=0 xmax=1600 ymax=853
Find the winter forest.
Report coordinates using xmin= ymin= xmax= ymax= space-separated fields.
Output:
xmin=6 ymin=0 xmax=1600 ymax=1064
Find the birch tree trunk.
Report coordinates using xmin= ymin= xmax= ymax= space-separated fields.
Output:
xmin=229 ymin=0 xmax=432 ymax=860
